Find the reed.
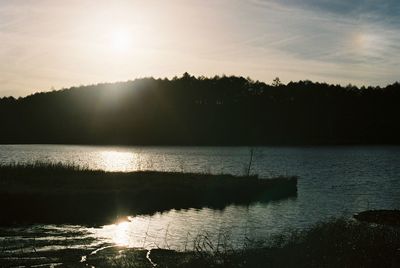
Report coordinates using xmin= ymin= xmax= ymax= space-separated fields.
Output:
xmin=0 ymin=163 xmax=297 ymax=225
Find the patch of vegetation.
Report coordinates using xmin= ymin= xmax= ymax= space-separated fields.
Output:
xmin=1 ymin=74 xmax=400 ymax=145
xmin=1 ymin=218 xmax=398 ymax=267
xmin=0 ymin=163 xmax=297 ymax=225
xmin=85 ymin=219 xmax=400 ymax=268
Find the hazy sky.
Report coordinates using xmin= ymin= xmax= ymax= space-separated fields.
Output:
xmin=1 ymin=0 xmax=399 ymax=96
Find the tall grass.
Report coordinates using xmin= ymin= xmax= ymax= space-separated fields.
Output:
xmin=2 ymin=218 xmax=399 ymax=267
xmin=0 ymin=162 xmax=104 ymax=180
xmin=0 ymin=163 xmax=297 ymax=225
xmin=80 ymin=218 xmax=400 ymax=267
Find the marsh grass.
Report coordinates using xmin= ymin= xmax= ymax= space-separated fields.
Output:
xmin=0 ymin=163 xmax=297 ymax=225
xmin=79 ymin=218 xmax=400 ymax=267
xmin=170 ymin=219 xmax=398 ymax=267
xmin=1 ymin=218 xmax=399 ymax=267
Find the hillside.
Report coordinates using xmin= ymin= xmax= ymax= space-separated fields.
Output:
xmin=1 ymin=73 xmax=400 ymax=145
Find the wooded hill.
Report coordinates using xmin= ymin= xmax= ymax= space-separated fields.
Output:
xmin=1 ymin=73 xmax=399 ymax=145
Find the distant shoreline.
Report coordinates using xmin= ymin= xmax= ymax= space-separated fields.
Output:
xmin=1 ymin=76 xmax=399 ymax=145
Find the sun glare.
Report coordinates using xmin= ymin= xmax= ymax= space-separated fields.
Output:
xmin=112 ymin=221 xmax=131 ymax=246
xmin=99 ymin=151 xmax=136 ymax=172
xmin=110 ymin=30 xmax=133 ymax=53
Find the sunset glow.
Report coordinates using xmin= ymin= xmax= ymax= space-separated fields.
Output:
xmin=1 ymin=1 xmax=399 ymax=266
xmin=110 ymin=30 xmax=134 ymax=53
xmin=0 ymin=1 xmax=399 ymax=96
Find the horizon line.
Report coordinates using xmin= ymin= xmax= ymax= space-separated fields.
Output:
xmin=2 ymin=73 xmax=399 ymax=99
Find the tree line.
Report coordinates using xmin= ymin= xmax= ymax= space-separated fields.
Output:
xmin=1 ymin=73 xmax=399 ymax=145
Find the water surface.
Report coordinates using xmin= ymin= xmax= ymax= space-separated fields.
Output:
xmin=1 ymin=145 xmax=399 ymax=253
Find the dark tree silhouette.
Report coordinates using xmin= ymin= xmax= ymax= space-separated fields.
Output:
xmin=0 ymin=74 xmax=399 ymax=145
xmin=272 ymin=77 xmax=282 ymax=87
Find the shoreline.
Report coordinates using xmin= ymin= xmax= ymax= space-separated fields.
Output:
xmin=1 ymin=218 xmax=398 ymax=267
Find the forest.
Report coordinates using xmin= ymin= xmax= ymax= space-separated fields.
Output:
xmin=1 ymin=73 xmax=399 ymax=145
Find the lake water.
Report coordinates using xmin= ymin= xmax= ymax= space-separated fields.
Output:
xmin=1 ymin=145 xmax=399 ymax=255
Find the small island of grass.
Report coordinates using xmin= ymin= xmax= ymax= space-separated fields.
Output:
xmin=0 ymin=163 xmax=297 ymax=225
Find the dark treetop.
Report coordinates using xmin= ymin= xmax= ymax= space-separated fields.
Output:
xmin=1 ymin=73 xmax=399 ymax=145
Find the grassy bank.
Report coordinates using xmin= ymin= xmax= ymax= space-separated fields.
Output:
xmin=83 ymin=218 xmax=400 ymax=267
xmin=0 ymin=163 xmax=297 ymax=225
xmin=1 ymin=218 xmax=399 ymax=267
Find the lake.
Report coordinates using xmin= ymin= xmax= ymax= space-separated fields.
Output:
xmin=1 ymin=145 xmax=399 ymax=254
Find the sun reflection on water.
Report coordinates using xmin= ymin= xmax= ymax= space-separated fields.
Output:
xmin=112 ymin=221 xmax=131 ymax=247
xmin=93 ymin=209 xmax=227 ymax=251
xmin=95 ymin=217 xmax=148 ymax=249
xmin=99 ymin=151 xmax=137 ymax=172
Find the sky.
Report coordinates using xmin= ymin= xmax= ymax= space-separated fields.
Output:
xmin=0 ymin=0 xmax=399 ymax=97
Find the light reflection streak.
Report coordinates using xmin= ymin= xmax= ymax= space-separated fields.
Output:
xmin=98 ymin=151 xmax=137 ymax=172
xmin=112 ymin=221 xmax=130 ymax=247
xmin=92 ymin=208 xmax=246 ymax=251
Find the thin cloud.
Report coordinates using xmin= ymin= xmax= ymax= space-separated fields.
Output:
xmin=0 ymin=0 xmax=399 ymax=96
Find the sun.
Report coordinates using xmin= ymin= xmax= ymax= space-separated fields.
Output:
xmin=110 ymin=30 xmax=133 ymax=53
